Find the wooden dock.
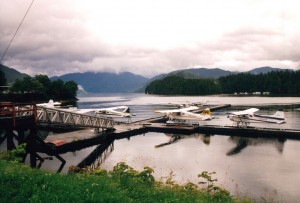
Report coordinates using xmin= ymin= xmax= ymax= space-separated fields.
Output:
xmin=44 ymin=117 xmax=300 ymax=154
xmin=2 ymin=102 xmax=300 ymax=170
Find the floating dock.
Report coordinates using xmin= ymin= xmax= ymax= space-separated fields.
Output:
xmin=2 ymin=102 xmax=300 ymax=170
xmin=40 ymin=103 xmax=300 ymax=153
xmin=43 ymin=116 xmax=300 ymax=154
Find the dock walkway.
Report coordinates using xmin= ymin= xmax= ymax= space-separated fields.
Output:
xmin=43 ymin=117 xmax=300 ymax=155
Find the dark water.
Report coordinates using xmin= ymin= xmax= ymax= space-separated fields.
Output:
xmin=2 ymin=93 xmax=300 ymax=202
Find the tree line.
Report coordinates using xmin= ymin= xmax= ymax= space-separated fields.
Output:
xmin=145 ymin=70 xmax=300 ymax=95
xmin=0 ymin=69 xmax=6 ymax=86
xmin=0 ymin=74 xmax=78 ymax=101
xmin=145 ymin=76 xmax=221 ymax=95
xmin=219 ymin=70 xmax=300 ymax=95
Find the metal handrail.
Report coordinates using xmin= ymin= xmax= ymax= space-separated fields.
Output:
xmin=36 ymin=106 xmax=114 ymax=129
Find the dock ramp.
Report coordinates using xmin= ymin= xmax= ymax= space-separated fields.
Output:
xmin=37 ymin=106 xmax=114 ymax=130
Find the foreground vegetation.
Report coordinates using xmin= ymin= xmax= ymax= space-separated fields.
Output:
xmin=0 ymin=148 xmax=248 ymax=203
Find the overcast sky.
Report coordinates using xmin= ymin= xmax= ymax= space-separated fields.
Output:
xmin=1 ymin=0 xmax=299 ymax=78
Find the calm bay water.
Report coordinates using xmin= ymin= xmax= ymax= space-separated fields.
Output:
xmin=77 ymin=94 xmax=300 ymax=201
xmin=2 ymin=93 xmax=300 ymax=201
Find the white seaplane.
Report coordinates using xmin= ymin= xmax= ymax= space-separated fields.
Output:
xmin=72 ymin=106 xmax=135 ymax=123
xmin=227 ymin=108 xmax=286 ymax=127
xmin=155 ymin=105 xmax=214 ymax=124
xmin=37 ymin=100 xmax=61 ymax=108
xmin=94 ymin=106 xmax=134 ymax=118
xmin=37 ymin=101 xmax=134 ymax=120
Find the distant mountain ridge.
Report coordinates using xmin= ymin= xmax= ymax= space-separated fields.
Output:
xmin=137 ymin=66 xmax=292 ymax=92
xmin=247 ymin=66 xmax=291 ymax=74
xmin=51 ymin=72 xmax=148 ymax=93
xmin=1 ymin=64 xmax=294 ymax=93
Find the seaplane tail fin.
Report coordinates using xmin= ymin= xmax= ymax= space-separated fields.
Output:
xmin=264 ymin=111 xmax=285 ymax=124
xmin=200 ymin=108 xmax=213 ymax=120
xmin=273 ymin=111 xmax=285 ymax=119
xmin=123 ymin=106 xmax=130 ymax=113
xmin=201 ymin=108 xmax=211 ymax=115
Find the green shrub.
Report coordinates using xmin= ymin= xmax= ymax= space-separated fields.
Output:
xmin=0 ymin=160 xmax=244 ymax=202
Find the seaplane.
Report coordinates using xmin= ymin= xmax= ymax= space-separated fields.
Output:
xmin=155 ymin=105 xmax=214 ymax=125
xmin=37 ymin=100 xmax=61 ymax=108
xmin=73 ymin=106 xmax=135 ymax=123
xmin=94 ymin=106 xmax=134 ymax=118
xmin=37 ymin=101 xmax=134 ymax=122
xmin=227 ymin=108 xmax=286 ymax=127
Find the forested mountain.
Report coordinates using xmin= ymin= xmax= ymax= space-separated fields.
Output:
xmin=171 ymin=68 xmax=233 ymax=78
xmin=137 ymin=67 xmax=233 ymax=92
xmin=146 ymin=70 xmax=300 ymax=95
xmin=139 ymin=67 xmax=286 ymax=93
xmin=0 ymin=69 xmax=6 ymax=86
xmin=0 ymin=64 xmax=28 ymax=84
xmin=51 ymin=72 xmax=148 ymax=93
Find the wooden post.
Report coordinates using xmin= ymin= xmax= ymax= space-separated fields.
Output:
xmin=30 ymin=152 xmax=37 ymax=168
xmin=6 ymin=129 xmax=15 ymax=150
xmin=17 ymin=129 xmax=25 ymax=145
xmin=29 ymin=127 xmax=38 ymax=168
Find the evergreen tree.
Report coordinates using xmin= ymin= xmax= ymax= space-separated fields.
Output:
xmin=0 ymin=69 xmax=6 ymax=86
xmin=9 ymin=75 xmax=78 ymax=100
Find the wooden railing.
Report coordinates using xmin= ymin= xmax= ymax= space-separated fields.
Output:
xmin=0 ymin=102 xmax=114 ymax=130
xmin=0 ymin=102 xmax=37 ymax=127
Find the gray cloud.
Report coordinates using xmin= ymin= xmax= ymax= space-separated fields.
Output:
xmin=1 ymin=0 xmax=299 ymax=78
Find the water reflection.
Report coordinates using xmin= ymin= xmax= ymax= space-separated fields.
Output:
xmin=155 ymin=134 xmax=212 ymax=148
xmin=77 ymin=140 xmax=114 ymax=170
xmin=226 ymin=136 xmax=286 ymax=156
xmin=14 ymin=129 xmax=300 ymax=201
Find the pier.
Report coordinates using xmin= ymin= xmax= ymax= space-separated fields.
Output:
xmin=1 ymin=102 xmax=300 ymax=171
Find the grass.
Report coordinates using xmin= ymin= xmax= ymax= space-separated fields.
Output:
xmin=0 ymin=147 xmax=250 ymax=203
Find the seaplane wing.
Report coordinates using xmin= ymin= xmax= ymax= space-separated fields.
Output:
xmin=155 ymin=106 xmax=198 ymax=114
xmin=228 ymin=108 xmax=259 ymax=116
xmin=155 ymin=106 xmax=213 ymax=121
xmin=95 ymin=106 xmax=133 ymax=117
xmin=72 ymin=109 xmax=97 ymax=114
xmin=180 ymin=111 xmax=213 ymax=121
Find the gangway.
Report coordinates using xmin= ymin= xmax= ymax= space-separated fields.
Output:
xmin=36 ymin=106 xmax=114 ymax=130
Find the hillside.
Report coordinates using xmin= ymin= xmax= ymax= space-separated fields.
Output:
xmin=248 ymin=66 xmax=291 ymax=74
xmin=137 ymin=67 xmax=234 ymax=93
xmin=146 ymin=68 xmax=299 ymax=95
xmin=51 ymin=72 xmax=149 ymax=93
xmin=0 ymin=64 xmax=28 ymax=84
xmin=1 ymin=64 xmax=293 ymax=93
xmin=171 ymin=68 xmax=233 ymax=79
